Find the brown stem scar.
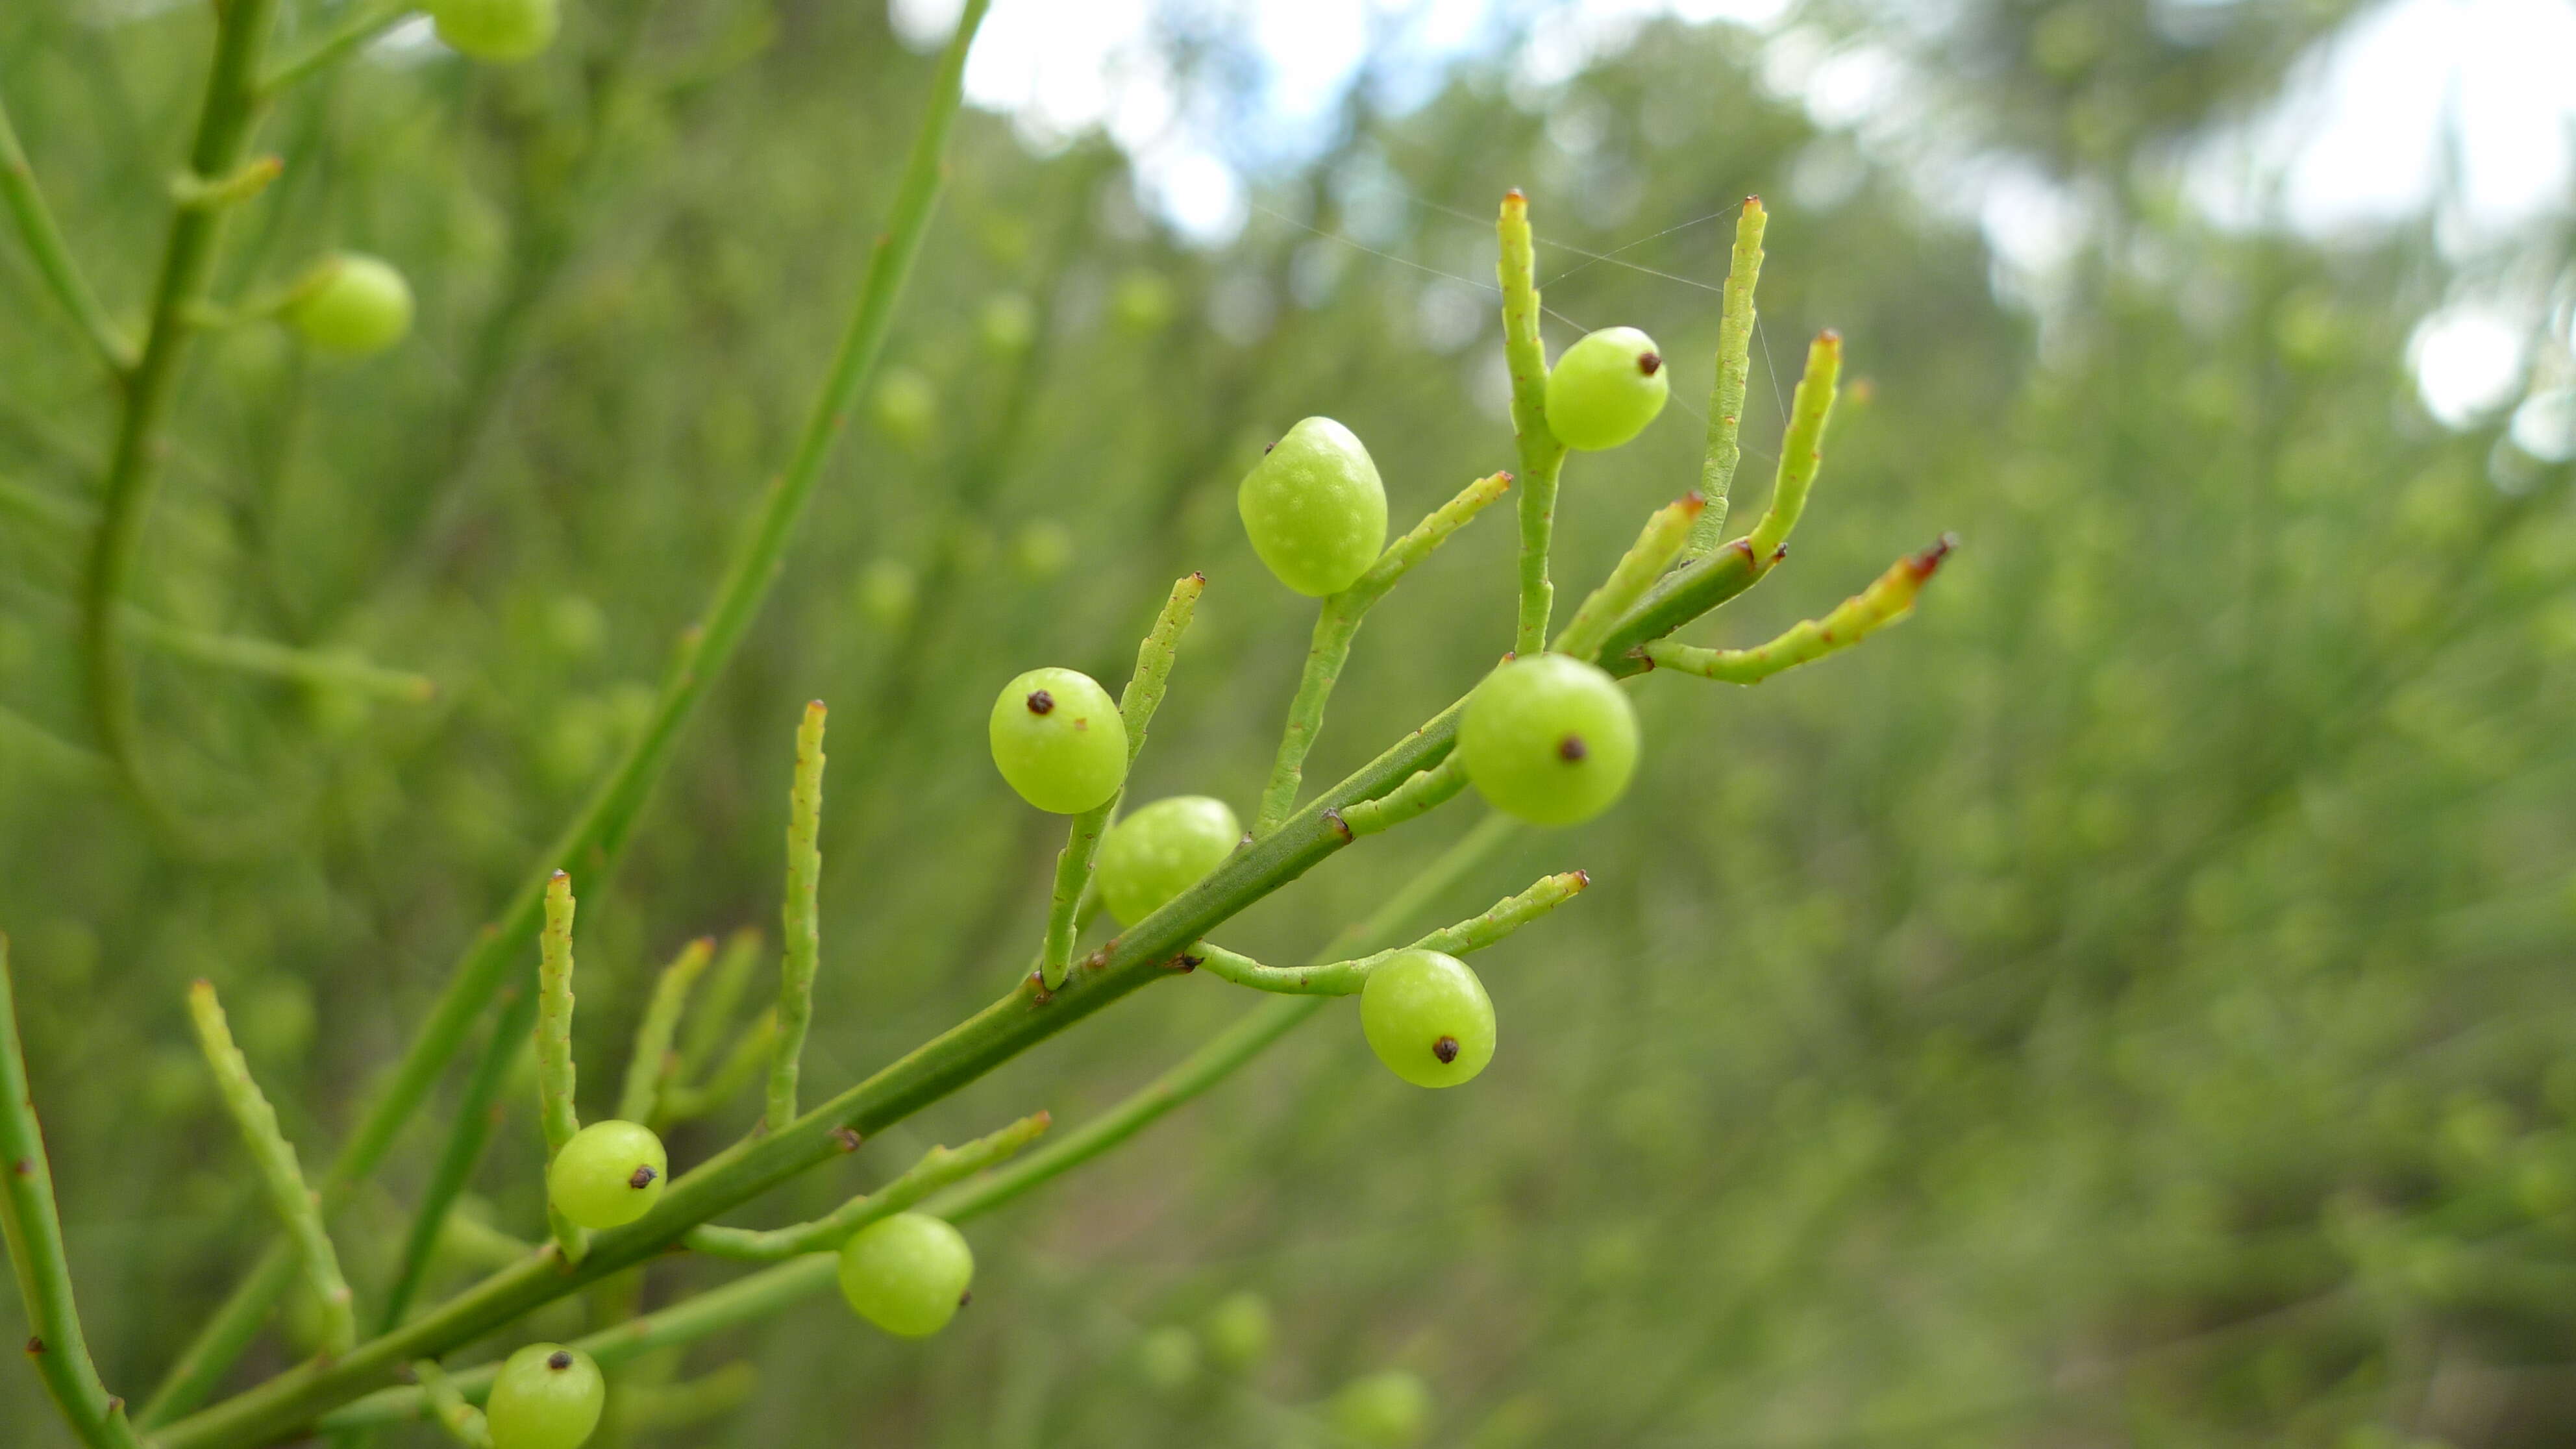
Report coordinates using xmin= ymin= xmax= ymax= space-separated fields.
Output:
xmin=628 ymin=1165 xmax=659 ymax=1189
xmin=832 ymin=1126 xmax=863 ymax=1152
xmin=547 ymin=1350 xmax=574 ymax=1371
xmin=1433 ymin=1037 xmax=1461 ymax=1065
xmin=1025 ymin=690 xmax=1054 ymax=715
xmin=1558 ymin=734 xmax=1588 ymax=762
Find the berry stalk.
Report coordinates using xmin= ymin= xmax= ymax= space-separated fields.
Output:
xmin=256 ymin=0 xmax=416 ymax=97
xmin=1185 ymin=870 xmax=1587 ymax=997
xmin=1339 ymin=755 xmax=1468 ymax=837
xmin=684 ymin=1112 xmax=1050 ymax=1261
xmin=767 ymin=703 xmax=828 ymax=1133
xmin=1687 ymin=197 xmax=1768 ymax=557
xmin=1498 ymin=191 xmax=1570 ymax=656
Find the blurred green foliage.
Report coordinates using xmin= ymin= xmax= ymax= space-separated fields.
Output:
xmin=4 ymin=1 xmax=2573 ymax=1446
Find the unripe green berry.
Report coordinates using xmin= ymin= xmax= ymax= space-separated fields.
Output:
xmin=430 ymin=0 xmax=560 ymax=63
xmin=1457 ymin=654 xmax=1640 ymax=826
xmin=988 ymin=667 xmax=1128 ymax=814
xmin=1133 ymin=1325 xmax=1200 ymax=1392
xmin=1330 ymin=1369 xmax=1432 ymax=1448
xmin=486 ymin=1343 xmax=604 ymax=1449
xmin=1359 ymin=950 xmax=1495 ymax=1089
xmin=837 ymin=1212 xmax=974 ymax=1338
xmin=1096 ymin=795 xmax=1240 ymax=925
xmin=1237 ymin=417 xmax=1387 ymax=597
xmin=1202 ymin=1289 xmax=1273 ymax=1370
xmin=873 ymin=367 xmax=937 ymax=450
xmin=979 ymin=292 xmax=1036 ymax=355
xmin=288 ymin=254 xmax=413 ymax=358
xmin=1546 ymin=326 xmax=1669 ymax=451
xmin=545 ymin=1119 xmax=667 ymax=1230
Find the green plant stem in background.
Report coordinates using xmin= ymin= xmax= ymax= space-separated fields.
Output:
xmin=1041 ymin=574 xmax=1205 ymax=988
xmin=684 ymin=1112 xmax=1050 ymax=1261
xmin=1498 ymin=190 xmax=1568 ymax=657
xmin=78 ymin=0 xmax=282 ymax=843
xmin=0 ymin=90 xmax=134 ymax=373
xmin=377 ymin=988 xmax=534 ymax=1335
xmin=1686 ymin=197 xmax=1767 ymax=557
xmin=535 ymin=873 xmax=588 ymax=1262
xmin=619 ymin=938 xmax=713 ymax=1126
xmin=139 ymin=0 xmax=992 ymax=1407
xmin=767 ymin=704 xmax=828 ymax=1133
xmin=674 ymin=928 xmax=763 ymax=1089
xmin=1646 ymin=537 xmax=1953 ymax=683
xmin=663 ymin=1011 xmax=774 ymax=1124
xmin=1257 ymin=471 xmax=1512 ymax=836
xmin=0 ymin=939 xmax=147 ymax=1449
xmin=608 ymin=1363 xmax=756 ymax=1432
xmin=257 ymin=0 xmax=415 ymax=97
xmin=407 ymin=1361 xmax=488 ymax=1449
xmin=186 ymin=982 xmax=357 ymax=1356
xmin=1554 ymin=493 xmax=1706 ymax=659
xmin=1340 ymin=756 xmax=1468 ymax=837
xmin=1745 ymin=330 xmax=1842 ymax=564
xmin=120 ymin=612 xmax=435 ymax=702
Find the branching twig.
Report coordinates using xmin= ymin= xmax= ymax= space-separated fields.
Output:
xmin=1687 ymin=197 xmax=1767 ymax=557
xmin=537 ymin=873 xmax=587 ymax=1262
xmin=0 ymin=90 xmax=134 ymax=373
xmin=258 ymin=0 xmax=417 ymax=97
xmin=1185 ymin=871 xmax=1588 ymax=996
xmin=619 ymin=937 xmax=714 ymax=1126
xmin=767 ymin=703 xmax=828 ymax=1133
xmin=1646 ymin=537 xmax=1954 ymax=684
xmin=1555 ymin=493 xmax=1705 ymax=659
xmin=1498 ymin=191 xmax=1568 ymax=656
xmin=685 ymin=1112 xmax=1049 ymax=1261
xmin=675 ymin=928 xmax=763 ymax=1088
xmin=1339 ymin=756 xmax=1468 ymax=838
xmin=1746 ymin=331 xmax=1842 ymax=564
xmin=408 ymin=1361 xmax=489 ymax=1449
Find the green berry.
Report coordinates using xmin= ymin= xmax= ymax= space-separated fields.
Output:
xmin=1457 ymin=654 xmax=1640 ymax=826
xmin=979 ymin=293 xmax=1036 ymax=355
xmin=1546 ymin=326 xmax=1669 ymax=451
xmin=1202 ymin=1290 xmax=1273 ymax=1369
xmin=288 ymin=254 xmax=413 ymax=358
xmin=1096 ymin=795 xmax=1240 ymax=925
xmin=873 ymin=367 xmax=937 ymax=450
xmin=486 ymin=1343 xmax=604 ymax=1449
xmin=545 ymin=1119 xmax=667 ymax=1231
xmin=837 ymin=1212 xmax=974 ymax=1338
xmin=1359 ymin=950 xmax=1495 ymax=1089
xmin=989 ymin=667 xmax=1127 ymax=814
xmin=1133 ymin=1325 xmax=1200 ymax=1392
xmin=1330 ymin=1370 xmax=1431 ymax=1448
xmin=1237 ymin=417 xmax=1387 ymax=597
xmin=430 ymin=0 xmax=560 ymax=62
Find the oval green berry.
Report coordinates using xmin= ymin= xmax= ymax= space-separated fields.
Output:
xmin=1096 ymin=795 xmax=1240 ymax=925
xmin=1202 ymin=1289 xmax=1273 ymax=1370
xmin=545 ymin=1119 xmax=667 ymax=1231
xmin=1133 ymin=1325 xmax=1200 ymax=1392
xmin=1359 ymin=950 xmax=1495 ymax=1089
xmin=1457 ymin=653 xmax=1640 ymax=826
xmin=1237 ymin=417 xmax=1387 ymax=597
xmin=486 ymin=1343 xmax=604 ymax=1449
xmin=1546 ymin=326 xmax=1669 ymax=451
xmin=288 ymin=254 xmax=413 ymax=358
xmin=1330 ymin=1369 xmax=1432 ymax=1448
xmin=988 ymin=667 xmax=1128 ymax=814
xmin=837 ymin=1211 xmax=975 ymax=1338
xmin=430 ymin=0 xmax=560 ymax=62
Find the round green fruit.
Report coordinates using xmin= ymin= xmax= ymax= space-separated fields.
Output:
xmin=1202 ymin=1289 xmax=1273 ymax=1370
xmin=837 ymin=1212 xmax=975 ymax=1338
xmin=1330 ymin=1369 xmax=1431 ymax=1448
xmin=1359 ymin=950 xmax=1495 ymax=1089
xmin=486 ymin=1343 xmax=604 ymax=1449
xmin=1237 ymin=417 xmax=1387 ymax=597
xmin=988 ymin=667 xmax=1127 ymax=814
xmin=1096 ymin=795 xmax=1240 ymax=925
xmin=1457 ymin=653 xmax=1640 ymax=826
xmin=1546 ymin=326 xmax=1669 ymax=451
xmin=430 ymin=0 xmax=560 ymax=62
xmin=288 ymin=254 xmax=413 ymax=358
xmin=1133 ymin=1325 xmax=1200 ymax=1392
xmin=545 ymin=1119 xmax=667 ymax=1231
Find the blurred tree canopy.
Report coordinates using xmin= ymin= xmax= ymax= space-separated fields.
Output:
xmin=2 ymin=1 xmax=2571 ymax=1446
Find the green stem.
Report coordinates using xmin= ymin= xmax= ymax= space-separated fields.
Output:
xmin=766 ymin=703 xmax=827 ymax=1133
xmin=124 ymin=613 xmax=436 ymax=702
xmin=1591 ymin=538 xmax=1766 ymax=678
xmin=1042 ymin=574 xmax=1205 ymax=988
xmin=1498 ymin=190 xmax=1568 ymax=657
xmin=1185 ymin=943 xmax=1380 ymax=996
xmin=0 ymin=937 xmax=147 ymax=1449
xmin=0 ymin=89 xmax=134 ymax=373
xmin=663 ymin=1011 xmax=774 ymax=1124
xmin=1187 ymin=869 xmax=1587 ymax=997
xmin=186 ymin=982 xmax=357 ymax=1356
xmin=1554 ymin=493 xmax=1706 ymax=660
xmin=1686 ymin=197 xmax=1767 ymax=558
xmin=257 ymin=0 xmax=417 ymax=97
xmin=1744 ymin=330 xmax=1842 ymax=563
xmin=140 ymin=0 xmax=991 ymax=1400
xmin=376 ymin=987 xmax=535 ymax=1334
xmin=536 ymin=873 xmax=588 ymax=1262
xmin=80 ymin=0 xmax=282 ymax=841
xmin=607 ymin=1363 xmax=756 ymax=1431
xmin=407 ymin=1362 xmax=489 ymax=1449
xmin=684 ymin=1111 xmax=1049 ymax=1261
xmin=674 ymin=928 xmax=763 ymax=1087
xmin=1644 ymin=537 xmax=1953 ymax=684
xmin=619 ymin=937 xmax=713 ymax=1126
xmin=1339 ymin=755 xmax=1467 ymax=838
xmin=1256 ymin=472 xmax=1511 ymax=836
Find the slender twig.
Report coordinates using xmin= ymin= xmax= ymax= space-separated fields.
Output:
xmin=1498 ymin=190 xmax=1568 ymax=656
xmin=0 ymin=90 xmax=134 ymax=373
xmin=123 ymin=613 xmax=436 ymax=702
xmin=1256 ymin=472 xmax=1511 ymax=836
xmin=1187 ymin=871 xmax=1589 ymax=997
xmin=376 ymin=987 xmax=534 ymax=1334
xmin=608 ymin=1363 xmax=757 ymax=1431
xmin=186 ymin=981 xmax=358 ymax=1356
xmin=1646 ymin=537 xmax=1955 ymax=683
xmin=620 ymin=937 xmax=713 ymax=1126
xmin=685 ymin=1111 xmax=1050 ymax=1261
xmin=1554 ymin=493 xmax=1705 ymax=660
xmin=1041 ymin=574 xmax=1205 ymax=989
xmin=537 ymin=873 xmax=588 ymax=1262
xmin=1339 ymin=755 xmax=1468 ymax=837
xmin=1686 ymin=197 xmax=1768 ymax=558
xmin=408 ymin=1361 xmax=489 ymax=1449
xmin=675 ymin=928 xmax=762 ymax=1087
xmin=258 ymin=0 xmax=417 ymax=97
xmin=662 ymin=1010 xmax=775 ymax=1123
xmin=140 ymin=3 xmax=995 ymax=1402
xmin=0 ymin=702 xmax=112 ymax=783
xmin=0 ymin=937 xmax=148 ymax=1449
xmin=1746 ymin=331 xmax=1842 ymax=564
xmin=767 ymin=703 xmax=827 ymax=1133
